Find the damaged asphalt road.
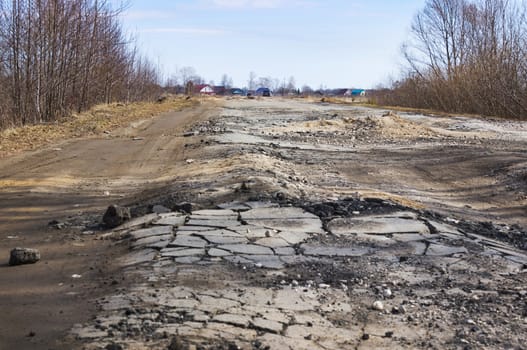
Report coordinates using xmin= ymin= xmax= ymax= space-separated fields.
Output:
xmin=70 ymin=98 xmax=527 ymax=350
xmin=75 ymin=200 xmax=527 ymax=350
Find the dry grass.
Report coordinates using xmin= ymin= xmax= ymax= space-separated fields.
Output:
xmin=0 ymin=97 xmax=197 ymax=158
xmin=316 ymin=96 xmax=368 ymax=104
xmin=356 ymin=102 xmax=514 ymax=121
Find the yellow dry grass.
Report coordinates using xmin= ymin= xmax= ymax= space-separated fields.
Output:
xmin=0 ymin=97 xmax=197 ymax=158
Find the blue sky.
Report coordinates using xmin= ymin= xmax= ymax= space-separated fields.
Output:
xmin=118 ymin=0 xmax=425 ymax=89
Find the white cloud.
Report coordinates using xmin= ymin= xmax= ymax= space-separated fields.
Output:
xmin=140 ymin=27 xmax=229 ymax=36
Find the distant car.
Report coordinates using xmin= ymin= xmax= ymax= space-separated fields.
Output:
xmin=231 ymin=88 xmax=245 ymax=96
xmin=256 ymin=87 xmax=271 ymax=97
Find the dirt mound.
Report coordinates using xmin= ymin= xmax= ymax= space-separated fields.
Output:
xmin=265 ymin=112 xmax=441 ymax=145
xmin=340 ymin=113 xmax=440 ymax=140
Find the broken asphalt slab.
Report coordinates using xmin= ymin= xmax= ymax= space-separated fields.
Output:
xmin=73 ymin=200 xmax=527 ymax=350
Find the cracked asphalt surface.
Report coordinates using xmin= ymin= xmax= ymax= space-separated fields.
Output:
xmin=2 ymin=98 xmax=527 ymax=349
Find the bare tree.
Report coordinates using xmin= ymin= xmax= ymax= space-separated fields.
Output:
xmin=383 ymin=0 xmax=527 ymax=119
xmin=220 ymin=73 xmax=233 ymax=88
xmin=0 ymin=0 xmax=162 ymax=129
xmin=247 ymin=71 xmax=256 ymax=90
xmin=301 ymin=85 xmax=313 ymax=95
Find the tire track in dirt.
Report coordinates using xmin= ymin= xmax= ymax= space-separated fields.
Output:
xmin=0 ymin=102 xmax=218 ymax=350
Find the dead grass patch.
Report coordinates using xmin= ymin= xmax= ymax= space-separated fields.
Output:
xmin=0 ymin=97 xmax=197 ymax=158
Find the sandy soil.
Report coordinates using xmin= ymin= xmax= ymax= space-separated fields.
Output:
xmin=0 ymin=97 xmax=526 ymax=349
xmin=0 ymin=103 xmax=215 ymax=349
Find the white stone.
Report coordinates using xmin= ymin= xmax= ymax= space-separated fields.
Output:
xmin=372 ymin=300 xmax=384 ymax=311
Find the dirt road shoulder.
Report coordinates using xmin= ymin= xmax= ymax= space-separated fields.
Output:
xmin=0 ymin=100 xmax=219 ymax=349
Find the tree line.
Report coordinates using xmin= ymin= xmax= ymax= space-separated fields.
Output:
xmin=165 ymin=68 xmax=301 ymax=96
xmin=376 ymin=0 xmax=527 ymax=119
xmin=0 ymin=0 xmax=161 ymax=129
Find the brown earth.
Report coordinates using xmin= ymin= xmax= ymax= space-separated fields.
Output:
xmin=0 ymin=97 xmax=526 ymax=349
xmin=0 ymin=102 xmax=215 ymax=349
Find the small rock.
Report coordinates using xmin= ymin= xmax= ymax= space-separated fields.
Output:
xmin=384 ymin=331 xmax=394 ymax=338
xmin=362 ymin=333 xmax=370 ymax=340
xmin=275 ymin=192 xmax=286 ymax=200
xmin=167 ymin=336 xmax=184 ymax=350
xmin=372 ymin=300 xmax=384 ymax=311
xmin=103 ymin=205 xmax=131 ymax=228
xmin=105 ymin=343 xmax=123 ymax=350
xmin=383 ymin=288 xmax=392 ymax=298
xmin=48 ymin=220 xmax=65 ymax=230
xmin=9 ymin=248 xmax=41 ymax=266
xmin=228 ymin=343 xmax=240 ymax=350
xmin=174 ymin=203 xmax=192 ymax=214
xmin=151 ymin=204 xmax=171 ymax=214
xmin=240 ymin=181 xmax=251 ymax=192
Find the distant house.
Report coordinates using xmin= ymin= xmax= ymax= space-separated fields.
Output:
xmin=330 ymin=89 xmax=348 ymax=96
xmin=213 ymin=86 xmax=226 ymax=96
xmin=255 ymin=87 xmax=271 ymax=97
xmin=194 ymin=84 xmax=215 ymax=95
xmin=350 ymin=89 xmax=366 ymax=97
